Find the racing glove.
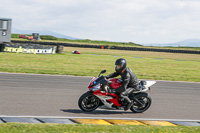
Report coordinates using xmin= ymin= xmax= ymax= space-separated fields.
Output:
xmin=109 ymin=89 xmax=116 ymax=94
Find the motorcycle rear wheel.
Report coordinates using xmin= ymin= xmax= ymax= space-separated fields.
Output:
xmin=130 ymin=95 xmax=151 ymax=113
xmin=78 ymin=92 xmax=100 ymax=112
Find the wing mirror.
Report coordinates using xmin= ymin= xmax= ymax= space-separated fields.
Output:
xmin=101 ymin=70 xmax=106 ymax=74
xmin=98 ymin=70 xmax=106 ymax=77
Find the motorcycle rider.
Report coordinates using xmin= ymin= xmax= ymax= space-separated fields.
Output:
xmin=105 ymin=58 xmax=140 ymax=111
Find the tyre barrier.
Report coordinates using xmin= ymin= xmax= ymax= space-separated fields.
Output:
xmin=110 ymin=46 xmax=200 ymax=54
xmin=11 ymin=40 xmax=200 ymax=54
xmin=11 ymin=40 xmax=109 ymax=49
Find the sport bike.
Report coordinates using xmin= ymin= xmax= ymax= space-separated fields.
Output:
xmin=78 ymin=70 xmax=156 ymax=113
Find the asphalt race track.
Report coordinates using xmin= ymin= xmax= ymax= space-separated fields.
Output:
xmin=0 ymin=72 xmax=200 ymax=120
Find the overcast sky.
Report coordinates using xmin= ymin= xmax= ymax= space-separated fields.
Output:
xmin=1 ymin=0 xmax=200 ymax=44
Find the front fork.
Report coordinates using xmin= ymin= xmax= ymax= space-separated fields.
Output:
xmin=132 ymin=97 xmax=144 ymax=107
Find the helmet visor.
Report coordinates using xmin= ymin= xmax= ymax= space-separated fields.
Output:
xmin=115 ymin=65 xmax=121 ymax=70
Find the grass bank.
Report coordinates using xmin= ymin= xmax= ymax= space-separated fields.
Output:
xmin=0 ymin=123 xmax=199 ymax=133
xmin=0 ymin=47 xmax=199 ymax=82
xmin=11 ymin=35 xmax=142 ymax=47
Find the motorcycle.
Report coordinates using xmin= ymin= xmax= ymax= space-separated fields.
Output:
xmin=78 ymin=70 xmax=156 ymax=113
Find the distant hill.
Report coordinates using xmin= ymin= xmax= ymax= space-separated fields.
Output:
xmin=12 ymin=29 xmax=80 ymax=40
xmin=143 ymin=39 xmax=200 ymax=47
xmin=171 ymin=39 xmax=200 ymax=47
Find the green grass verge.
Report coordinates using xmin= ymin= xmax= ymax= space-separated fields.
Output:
xmin=0 ymin=47 xmax=200 ymax=82
xmin=0 ymin=123 xmax=199 ymax=133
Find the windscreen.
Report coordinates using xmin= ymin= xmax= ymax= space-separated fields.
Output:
xmin=92 ymin=75 xmax=107 ymax=86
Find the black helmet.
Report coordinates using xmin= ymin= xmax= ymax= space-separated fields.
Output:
xmin=115 ymin=58 xmax=127 ymax=73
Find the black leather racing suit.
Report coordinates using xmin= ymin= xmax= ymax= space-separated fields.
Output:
xmin=105 ymin=67 xmax=139 ymax=103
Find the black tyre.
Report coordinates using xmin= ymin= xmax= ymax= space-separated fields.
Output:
xmin=130 ymin=95 xmax=152 ymax=113
xmin=78 ymin=92 xmax=100 ymax=112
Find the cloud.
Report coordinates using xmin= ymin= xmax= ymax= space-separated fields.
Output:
xmin=1 ymin=0 xmax=200 ymax=43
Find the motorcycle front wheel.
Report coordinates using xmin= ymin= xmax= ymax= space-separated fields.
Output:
xmin=130 ymin=95 xmax=152 ymax=113
xmin=78 ymin=92 xmax=100 ymax=112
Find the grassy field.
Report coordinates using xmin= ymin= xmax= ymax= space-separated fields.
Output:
xmin=0 ymin=47 xmax=199 ymax=82
xmin=0 ymin=123 xmax=199 ymax=133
